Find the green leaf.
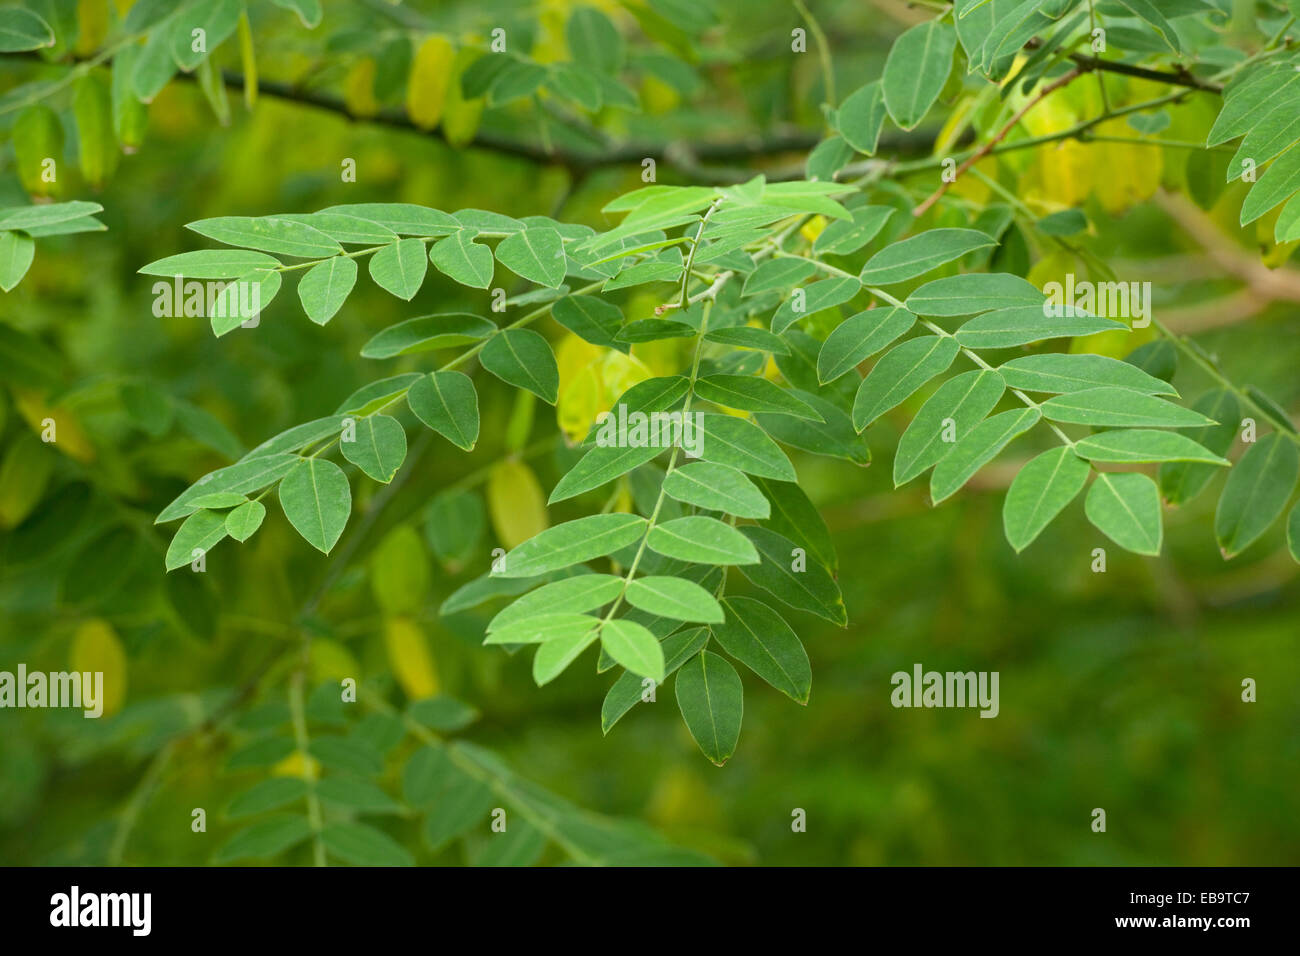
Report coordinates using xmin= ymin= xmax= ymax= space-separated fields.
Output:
xmin=215 ymin=815 xmax=312 ymax=862
xmin=495 ymin=226 xmax=566 ymax=288
xmin=550 ymin=440 xmax=662 ymax=504
xmin=625 ymin=576 xmax=724 ymax=623
xmin=567 ymin=6 xmax=624 ymax=73
xmin=711 ymin=596 xmax=810 ymax=703
xmin=646 ymin=515 xmax=760 ymax=565
xmin=771 ymin=277 xmax=861 ymax=334
xmin=340 ymin=414 xmax=408 ymax=482
xmin=480 ymin=329 xmax=559 ymax=404
xmin=954 ymin=307 xmax=1128 ymax=349
xmin=270 ymin=0 xmax=323 ymax=29
xmin=882 ymin=20 xmax=957 ymax=130
xmin=360 ymin=312 xmax=495 ymax=359
xmin=1240 ymin=142 xmax=1300 ymax=225
xmin=226 ymin=778 xmax=308 ymax=819
xmin=1002 ymin=445 xmax=1090 ymax=552
xmin=860 ymin=229 xmax=995 ymax=285
xmin=1159 ymin=390 xmax=1240 ymax=505
xmin=187 ymin=216 xmax=342 ymax=258
xmin=754 ymin=477 xmax=837 ymax=575
xmin=813 ymin=206 xmax=895 ymax=255
xmin=852 ymin=335 xmax=960 ymax=431
xmin=696 ymin=374 xmax=821 ymax=421
xmin=321 ymin=822 xmax=415 ymax=866
xmin=489 ymin=574 xmax=624 ymax=630
xmin=407 ymin=696 xmax=479 ymax=732
xmin=661 ymin=461 xmax=769 ymax=518
xmin=904 ymin=273 xmax=1044 ymax=316
xmin=1074 ymin=430 xmax=1229 ymax=465
xmin=742 ymin=257 xmax=816 ymax=297
xmin=369 ymin=238 xmax=429 ymax=300
xmin=675 ymin=651 xmax=743 ymax=766
xmin=156 ymin=453 xmax=299 ymax=523
xmin=756 ymin=390 xmax=871 ymax=465
xmin=210 ymin=269 xmax=281 ymax=337
xmin=0 ymin=231 xmax=35 ymax=292
xmin=0 ymin=8 xmax=54 ymax=51
xmin=322 ymin=203 xmax=459 ymax=236
xmin=1085 ymin=472 xmax=1164 ymax=556
xmin=485 ymin=613 xmax=600 ymax=645
xmin=817 ymin=306 xmax=916 ymax=384
xmin=697 ymin=413 xmax=797 ymax=481
xmin=836 ymin=81 xmax=887 ymax=155
xmin=225 ymin=500 xmax=267 ymax=543
xmin=533 ymin=626 xmax=600 ymax=685
xmin=602 ymin=627 xmax=709 ymax=733
xmin=165 ymin=509 xmax=228 ymax=571
xmin=430 ymin=230 xmax=495 ymax=289
xmin=552 ymin=294 xmax=625 ymax=351
xmin=931 ymin=406 xmax=1041 ymax=504
xmin=1214 ymin=432 xmax=1300 ymax=558
xmin=1040 ymin=388 xmax=1214 ymax=428
xmin=1113 ymin=0 xmax=1181 ymax=53
xmin=495 ymin=514 xmax=647 ymax=578
xmin=407 ymin=371 xmax=480 ymax=451
xmin=310 ymin=736 xmax=383 ymax=775
xmin=297 ymin=256 xmax=357 ymax=325
xmin=600 ymin=618 xmax=665 ymax=681
xmin=315 ymin=778 xmax=403 ymax=814
xmin=139 ymin=249 xmax=282 ymax=278
xmin=760 ymin=181 xmax=853 ymax=220
xmin=894 ymin=368 xmax=1005 ymax=486
xmin=614 ymin=318 xmax=694 ymax=343
xmin=997 ymin=353 xmax=1177 ymax=395
xmin=703 ymin=326 xmax=791 ymax=355
xmin=279 ymin=458 xmax=352 ymax=554
xmin=738 ymin=526 xmax=847 ymax=625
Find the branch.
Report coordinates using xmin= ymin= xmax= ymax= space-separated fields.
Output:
xmin=913 ymin=67 xmax=1083 ymax=218
xmin=1066 ymin=52 xmax=1224 ymax=93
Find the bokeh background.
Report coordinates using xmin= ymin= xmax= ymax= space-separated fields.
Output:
xmin=1 ymin=0 xmax=1298 ymax=866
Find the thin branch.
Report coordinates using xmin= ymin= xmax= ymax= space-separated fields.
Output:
xmin=913 ymin=68 xmax=1083 ymax=218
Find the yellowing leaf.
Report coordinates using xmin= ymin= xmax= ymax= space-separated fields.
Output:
xmin=406 ymin=35 xmax=456 ymax=131
xmin=70 ymin=619 xmax=127 ymax=717
xmin=800 ymin=215 xmax=828 ymax=243
xmin=442 ymin=47 xmax=486 ymax=148
xmin=14 ymin=389 xmax=95 ymax=463
xmin=309 ymin=638 xmax=360 ymax=683
xmin=384 ymin=616 xmax=439 ymax=700
xmin=369 ymin=525 xmax=430 ymax=615
xmin=272 ymin=750 xmax=320 ymax=781
xmin=343 ymin=58 xmax=379 ymax=118
xmin=488 ymin=459 xmax=547 ymax=548
xmin=558 ymin=362 xmax=604 ymax=443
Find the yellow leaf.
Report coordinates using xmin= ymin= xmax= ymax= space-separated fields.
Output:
xmin=487 ymin=459 xmax=547 ymax=548
xmin=70 ymin=619 xmax=127 ymax=717
xmin=309 ymin=639 xmax=360 ymax=684
xmin=406 ymin=35 xmax=456 ymax=131
xmin=272 ymin=750 xmax=320 ymax=781
xmin=343 ymin=58 xmax=379 ymax=119
xmin=75 ymin=0 xmax=110 ymax=57
xmin=800 ymin=215 xmax=828 ymax=243
xmin=557 ymin=362 xmax=604 ymax=443
xmin=14 ymin=389 xmax=96 ymax=463
xmin=442 ymin=47 xmax=486 ymax=148
xmin=556 ymin=333 xmax=603 ymax=396
xmin=384 ymin=616 xmax=439 ymax=700
xmin=369 ymin=525 xmax=430 ymax=615
xmin=74 ymin=72 xmax=118 ymax=189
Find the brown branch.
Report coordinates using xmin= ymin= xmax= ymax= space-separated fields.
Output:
xmin=1066 ymin=52 xmax=1224 ymax=94
xmin=913 ymin=67 xmax=1083 ymax=218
